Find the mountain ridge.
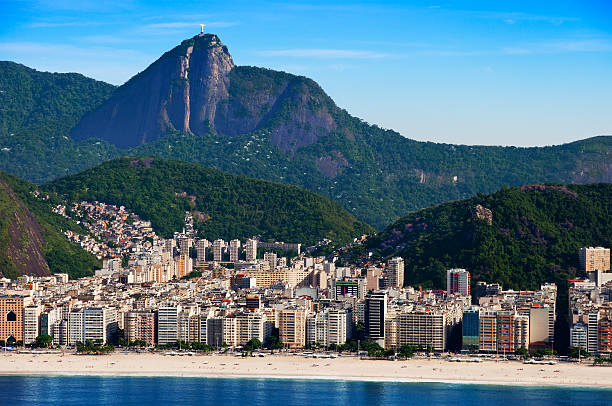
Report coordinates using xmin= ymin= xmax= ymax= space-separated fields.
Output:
xmin=0 ymin=35 xmax=610 ymax=229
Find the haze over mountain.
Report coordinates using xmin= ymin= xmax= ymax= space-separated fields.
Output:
xmin=1 ymin=34 xmax=610 ymax=228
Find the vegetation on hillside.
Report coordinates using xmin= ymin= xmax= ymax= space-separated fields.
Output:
xmin=362 ymin=183 xmax=611 ymax=290
xmin=45 ymin=157 xmax=373 ymax=245
xmin=0 ymin=172 xmax=101 ymax=279
xmin=0 ymin=61 xmax=120 ymax=183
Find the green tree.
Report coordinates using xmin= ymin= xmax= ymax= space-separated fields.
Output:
xmin=34 ymin=334 xmax=53 ymax=348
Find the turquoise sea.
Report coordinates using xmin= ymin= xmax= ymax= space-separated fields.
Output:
xmin=1 ymin=376 xmax=611 ymax=405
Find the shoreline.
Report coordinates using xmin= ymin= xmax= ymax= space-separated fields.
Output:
xmin=1 ymin=353 xmax=612 ymax=389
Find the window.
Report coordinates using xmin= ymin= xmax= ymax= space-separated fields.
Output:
xmin=6 ymin=311 xmax=16 ymax=321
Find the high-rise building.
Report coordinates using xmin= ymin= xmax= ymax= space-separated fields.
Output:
xmin=175 ymin=254 xmax=192 ymax=279
xmin=124 ymin=311 xmax=156 ymax=345
xmin=245 ymin=239 xmax=257 ymax=261
xmin=279 ymin=307 xmax=308 ymax=349
xmin=579 ymin=247 xmax=610 ymax=272
xmin=53 ymin=319 xmax=68 ymax=346
xmin=68 ymin=309 xmax=84 ymax=346
xmin=222 ymin=315 xmax=237 ymax=347
xmin=365 ymin=291 xmax=388 ymax=345
xmin=587 ymin=311 xmax=600 ymax=354
xmin=157 ymin=302 xmax=181 ymax=345
xmin=570 ymin=322 xmax=588 ymax=350
xmin=196 ymin=239 xmax=209 ymax=265
xmin=478 ymin=313 xmax=497 ymax=352
xmin=331 ymin=278 xmax=367 ymax=300
xmin=0 ymin=295 xmax=30 ymax=344
xmin=229 ymin=239 xmax=241 ymax=262
xmin=235 ymin=311 xmax=271 ymax=346
xmin=387 ymin=311 xmax=447 ymax=352
xmin=447 ymin=269 xmax=471 ymax=296
xmin=40 ymin=307 xmax=61 ymax=339
xmin=529 ymin=304 xmax=555 ymax=346
xmin=306 ymin=309 xmax=348 ymax=348
xmin=264 ymin=252 xmax=278 ymax=270
xmin=23 ymin=304 xmax=40 ymax=345
xmin=83 ymin=307 xmax=118 ymax=344
xmin=388 ymin=257 xmax=404 ymax=288
xmin=206 ymin=317 xmax=224 ymax=347
xmin=177 ymin=237 xmax=193 ymax=255
xmin=599 ymin=319 xmax=612 ymax=353
xmin=213 ymin=239 xmax=225 ymax=262
xmin=462 ymin=306 xmax=480 ymax=351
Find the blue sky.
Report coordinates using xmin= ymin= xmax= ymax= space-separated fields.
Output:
xmin=1 ymin=0 xmax=611 ymax=146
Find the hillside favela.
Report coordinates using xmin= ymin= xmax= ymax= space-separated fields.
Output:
xmin=1 ymin=1 xmax=611 ymax=405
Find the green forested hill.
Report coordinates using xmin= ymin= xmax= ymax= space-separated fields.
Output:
xmin=1 ymin=53 xmax=610 ymax=230
xmin=0 ymin=61 xmax=121 ymax=183
xmin=0 ymin=172 xmax=100 ymax=280
xmin=0 ymin=61 xmax=115 ymax=134
xmin=359 ymin=183 xmax=611 ymax=290
xmin=45 ymin=157 xmax=374 ymax=245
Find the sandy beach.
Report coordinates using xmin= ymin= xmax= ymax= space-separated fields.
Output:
xmin=1 ymin=352 xmax=611 ymax=388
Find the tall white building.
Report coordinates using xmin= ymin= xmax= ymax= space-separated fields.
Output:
xmin=68 ymin=309 xmax=84 ymax=346
xmin=264 ymin=252 xmax=278 ymax=270
xmin=245 ymin=239 xmax=257 ymax=261
xmin=447 ymin=268 xmax=471 ymax=296
xmin=83 ymin=307 xmax=118 ymax=344
xmin=158 ymin=302 xmax=181 ymax=345
xmin=570 ymin=322 xmax=588 ymax=350
xmin=213 ymin=239 xmax=225 ymax=262
xmin=388 ymin=257 xmax=404 ymax=288
xmin=23 ymin=305 xmax=41 ymax=345
xmin=229 ymin=239 xmax=241 ymax=262
xmin=196 ymin=239 xmax=209 ymax=265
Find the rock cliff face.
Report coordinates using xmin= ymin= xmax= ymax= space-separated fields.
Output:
xmin=0 ymin=178 xmax=50 ymax=277
xmin=71 ymin=34 xmax=335 ymax=152
xmin=71 ymin=34 xmax=234 ymax=147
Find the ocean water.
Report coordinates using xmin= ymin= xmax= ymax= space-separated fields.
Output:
xmin=0 ymin=376 xmax=611 ymax=406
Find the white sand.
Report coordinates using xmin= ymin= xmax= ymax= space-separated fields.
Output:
xmin=1 ymin=353 xmax=611 ymax=388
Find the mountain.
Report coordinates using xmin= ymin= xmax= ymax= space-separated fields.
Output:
xmin=2 ymin=37 xmax=611 ymax=229
xmin=0 ymin=171 xmax=100 ymax=280
xmin=0 ymin=61 xmax=121 ymax=183
xmin=44 ymin=157 xmax=373 ymax=245
xmin=71 ymin=34 xmax=335 ymax=152
xmin=358 ymin=183 xmax=611 ymax=291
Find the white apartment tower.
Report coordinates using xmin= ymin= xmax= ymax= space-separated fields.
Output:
xmin=196 ymin=239 xmax=209 ymax=264
xmin=264 ymin=252 xmax=278 ymax=270
xmin=447 ymin=268 xmax=471 ymax=296
xmin=246 ymin=239 xmax=257 ymax=261
xmin=158 ymin=302 xmax=181 ymax=345
xmin=213 ymin=239 xmax=225 ymax=262
xmin=23 ymin=305 xmax=41 ymax=345
xmin=388 ymin=257 xmax=404 ymax=288
xmin=229 ymin=239 xmax=241 ymax=262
